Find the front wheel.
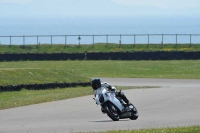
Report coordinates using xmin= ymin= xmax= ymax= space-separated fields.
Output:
xmin=130 ymin=106 xmax=139 ymax=120
xmin=104 ymin=102 xmax=120 ymax=121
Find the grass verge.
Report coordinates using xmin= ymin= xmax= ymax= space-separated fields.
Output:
xmin=0 ymin=60 xmax=199 ymax=86
xmin=0 ymin=86 xmax=155 ymax=110
xmin=92 ymin=126 xmax=200 ymax=133
xmin=0 ymin=44 xmax=200 ymax=53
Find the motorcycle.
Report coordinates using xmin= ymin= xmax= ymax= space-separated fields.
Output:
xmin=93 ymin=87 xmax=139 ymax=121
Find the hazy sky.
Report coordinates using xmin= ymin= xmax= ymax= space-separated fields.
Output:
xmin=0 ymin=0 xmax=200 ymax=19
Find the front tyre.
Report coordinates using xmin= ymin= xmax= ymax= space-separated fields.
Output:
xmin=104 ymin=102 xmax=119 ymax=121
xmin=130 ymin=106 xmax=139 ymax=120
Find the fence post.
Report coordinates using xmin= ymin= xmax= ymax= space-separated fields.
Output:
xmin=10 ymin=36 xmax=12 ymax=47
xmin=37 ymin=35 xmax=38 ymax=45
xmin=93 ymin=35 xmax=94 ymax=47
xmin=65 ymin=35 xmax=67 ymax=47
xmin=162 ymin=34 xmax=164 ymax=48
xmin=190 ymin=34 xmax=192 ymax=48
xmin=119 ymin=34 xmax=121 ymax=47
xmin=134 ymin=34 xmax=136 ymax=47
xmin=175 ymin=34 xmax=178 ymax=48
xmin=51 ymin=35 xmax=52 ymax=47
xmin=23 ymin=35 xmax=25 ymax=46
xmin=147 ymin=34 xmax=149 ymax=48
xmin=106 ymin=35 xmax=108 ymax=46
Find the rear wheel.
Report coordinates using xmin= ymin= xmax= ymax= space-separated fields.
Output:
xmin=104 ymin=102 xmax=119 ymax=121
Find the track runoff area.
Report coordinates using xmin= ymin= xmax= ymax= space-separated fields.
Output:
xmin=0 ymin=78 xmax=200 ymax=133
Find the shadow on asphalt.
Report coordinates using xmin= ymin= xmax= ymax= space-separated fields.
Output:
xmin=91 ymin=119 xmax=130 ymax=122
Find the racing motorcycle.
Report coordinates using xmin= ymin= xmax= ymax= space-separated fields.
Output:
xmin=93 ymin=87 xmax=139 ymax=121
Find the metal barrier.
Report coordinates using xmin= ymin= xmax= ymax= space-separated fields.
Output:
xmin=0 ymin=34 xmax=200 ymax=46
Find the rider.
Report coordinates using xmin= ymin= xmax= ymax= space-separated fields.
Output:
xmin=91 ymin=78 xmax=131 ymax=108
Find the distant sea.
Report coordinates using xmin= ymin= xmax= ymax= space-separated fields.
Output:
xmin=0 ymin=16 xmax=200 ymax=45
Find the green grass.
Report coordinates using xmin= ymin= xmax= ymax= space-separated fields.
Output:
xmin=0 ymin=43 xmax=200 ymax=53
xmin=92 ymin=126 xmax=200 ymax=133
xmin=0 ymin=67 xmax=90 ymax=85
xmin=0 ymin=86 xmax=91 ymax=109
xmin=0 ymin=86 xmax=151 ymax=110
xmin=0 ymin=60 xmax=199 ymax=86
xmin=0 ymin=60 xmax=199 ymax=109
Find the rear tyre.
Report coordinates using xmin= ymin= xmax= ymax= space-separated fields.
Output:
xmin=104 ymin=102 xmax=119 ymax=121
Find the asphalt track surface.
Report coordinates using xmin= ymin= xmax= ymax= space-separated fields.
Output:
xmin=0 ymin=78 xmax=200 ymax=133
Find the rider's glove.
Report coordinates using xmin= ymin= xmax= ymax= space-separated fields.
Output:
xmin=110 ymin=86 xmax=116 ymax=92
xmin=107 ymin=85 xmax=112 ymax=90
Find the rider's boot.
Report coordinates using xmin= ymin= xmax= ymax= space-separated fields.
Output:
xmin=128 ymin=102 xmax=133 ymax=106
xmin=123 ymin=101 xmax=132 ymax=107
xmin=123 ymin=102 xmax=133 ymax=111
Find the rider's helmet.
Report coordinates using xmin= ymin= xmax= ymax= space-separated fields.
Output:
xmin=91 ymin=78 xmax=101 ymax=90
